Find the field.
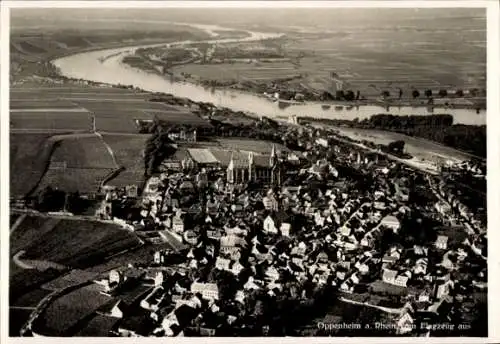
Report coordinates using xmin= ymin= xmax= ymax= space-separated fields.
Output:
xmin=10 ymin=263 xmax=64 ymax=304
xmin=11 ymin=86 xmax=210 ymax=133
xmin=9 ymin=214 xmax=148 ymax=335
xmin=42 ymin=270 xmax=102 ymax=291
xmin=10 ymin=84 xmax=211 ymax=195
xmin=154 ymin=11 xmax=486 ymax=104
xmin=35 ymin=283 xmax=112 ymax=336
xmin=150 ymin=104 xmax=212 ymax=127
xmin=173 ymin=61 xmax=301 ymax=83
xmin=50 ymin=135 xmax=117 ymax=169
xmin=10 ymin=111 xmax=92 ymax=131
xmin=10 ymin=133 xmax=62 ymax=197
xmin=33 ymin=134 xmax=118 ymax=194
xmin=216 ymin=138 xmax=289 ymax=154
xmin=10 ymin=99 xmax=82 ymax=109
xmin=101 ymin=133 xmax=150 ymax=188
xmin=329 ymin=126 xmax=475 ymax=167
xmin=11 ymin=215 xmax=142 ymax=269
xmin=11 ymin=288 xmax=52 ymax=308
xmin=74 ymin=314 xmax=120 ymax=337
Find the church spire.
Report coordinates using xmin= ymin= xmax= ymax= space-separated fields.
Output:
xmin=248 ymin=151 xmax=254 ymax=182
xmin=270 ymin=144 xmax=277 ymax=166
xmin=227 ymin=152 xmax=235 ymax=184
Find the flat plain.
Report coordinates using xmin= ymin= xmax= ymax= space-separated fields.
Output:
xmin=9 ymin=84 xmax=211 ymax=195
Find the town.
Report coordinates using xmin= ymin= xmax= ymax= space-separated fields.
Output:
xmin=17 ymin=111 xmax=487 ymax=337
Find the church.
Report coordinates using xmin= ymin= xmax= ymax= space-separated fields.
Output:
xmin=226 ymin=145 xmax=282 ymax=186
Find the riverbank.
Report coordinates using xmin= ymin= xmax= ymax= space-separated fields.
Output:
xmin=124 ymin=48 xmax=486 ymax=112
xmin=47 ymin=21 xmax=485 ymax=126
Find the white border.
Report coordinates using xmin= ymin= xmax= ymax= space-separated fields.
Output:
xmin=1 ymin=1 xmax=499 ymax=344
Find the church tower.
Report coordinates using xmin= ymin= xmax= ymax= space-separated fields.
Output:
xmin=270 ymin=144 xmax=276 ymax=167
xmin=270 ymin=144 xmax=282 ymax=186
xmin=248 ymin=151 xmax=255 ymax=182
xmin=227 ymin=152 xmax=235 ymax=184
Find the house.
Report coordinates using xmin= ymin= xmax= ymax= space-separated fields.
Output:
xmin=280 ymin=222 xmax=291 ymax=237
xmin=126 ymin=185 xmax=139 ymax=198
xmin=244 ymin=277 xmax=261 ymax=290
xmin=172 ymin=216 xmax=184 ymax=233
xmin=414 ymin=258 xmax=428 ymax=275
xmin=435 ymin=235 xmax=449 ymax=250
xmin=225 ymin=225 xmax=248 ymax=237
xmin=220 ymin=234 xmax=241 ymax=248
xmin=154 ymin=271 xmax=165 ymax=287
xmin=340 ymin=279 xmax=354 ymax=293
xmin=235 ymin=290 xmax=246 ymax=304
xmin=265 ymin=266 xmax=280 ymax=281
xmin=356 ymin=262 xmax=370 ymax=274
xmin=140 ymin=287 xmax=165 ymax=312
xmin=338 ymin=224 xmax=351 ymax=237
xmin=435 ymin=280 xmax=454 ymax=299
xmin=161 ymin=313 xmax=180 ymax=336
xmin=97 ymin=300 xmax=125 ymax=318
xmin=396 ymin=311 xmax=415 ymax=335
xmin=190 ymin=282 xmax=219 ymax=300
xmin=351 ymin=273 xmax=360 ymax=284
xmin=215 ymin=257 xmax=231 ymax=271
xmin=394 ymin=275 xmax=409 ymax=287
xmin=361 ymin=228 xmax=381 ymax=247
xmin=95 ymin=269 xmax=125 ymax=292
xmin=153 ymin=251 xmax=164 ymax=265
xmin=207 ymin=229 xmax=222 ymax=240
xmin=263 ymin=215 xmax=278 ymax=234
xmin=263 ymin=191 xmax=279 ymax=211
xmin=230 ymin=261 xmax=245 ymax=275
xmin=382 ymin=269 xmax=398 ymax=285
xmin=380 ymin=215 xmax=400 ymax=233
xmin=206 ymin=198 xmax=220 ymax=215
xmin=413 ymin=245 xmax=428 ymax=256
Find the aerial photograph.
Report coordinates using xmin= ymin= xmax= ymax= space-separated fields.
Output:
xmin=9 ymin=5 xmax=487 ymax=337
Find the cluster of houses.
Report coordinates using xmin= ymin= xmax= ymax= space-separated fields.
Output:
xmin=84 ymin=121 xmax=487 ymax=337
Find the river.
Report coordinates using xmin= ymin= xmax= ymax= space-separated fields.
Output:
xmin=52 ymin=23 xmax=485 ymax=126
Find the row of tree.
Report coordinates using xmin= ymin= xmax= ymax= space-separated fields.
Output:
xmin=29 ymin=187 xmax=90 ymax=214
xmin=332 ymin=88 xmax=484 ymax=102
xmin=144 ymin=129 xmax=177 ymax=177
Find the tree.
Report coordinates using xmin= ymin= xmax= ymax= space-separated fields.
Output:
xmin=387 ymin=140 xmax=405 ymax=155
xmin=355 ymin=90 xmax=361 ymax=100
xmin=412 ymin=89 xmax=420 ymax=99
xmin=438 ymin=89 xmax=448 ymax=98
xmin=144 ymin=130 xmax=176 ymax=176
xmin=344 ymin=90 xmax=355 ymax=101
xmin=469 ymin=88 xmax=479 ymax=97
xmin=381 ymin=90 xmax=391 ymax=99
xmin=213 ymin=269 xmax=239 ymax=301
xmin=335 ymin=90 xmax=345 ymax=100
xmin=424 ymin=89 xmax=433 ymax=98
xmin=455 ymin=89 xmax=464 ymax=97
xmin=398 ymin=88 xmax=403 ymax=99
xmin=34 ymin=186 xmax=66 ymax=212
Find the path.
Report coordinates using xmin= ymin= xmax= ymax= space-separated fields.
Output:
xmin=12 ymin=250 xmax=68 ymax=271
xmin=12 ymin=250 xmax=34 ymax=270
xmin=10 ymin=214 xmax=27 ymax=234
